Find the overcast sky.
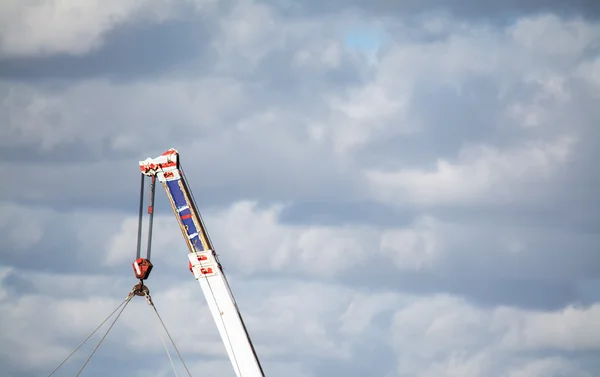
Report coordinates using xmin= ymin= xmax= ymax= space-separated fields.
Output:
xmin=1 ymin=0 xmax=599 ymax=376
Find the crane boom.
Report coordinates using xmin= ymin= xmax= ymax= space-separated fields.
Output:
xmin=139 ymin=149 xmax=265 ymax=377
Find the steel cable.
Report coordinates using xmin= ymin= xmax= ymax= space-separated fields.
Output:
xmin=46 ymin=291 xmax=134 ymax=377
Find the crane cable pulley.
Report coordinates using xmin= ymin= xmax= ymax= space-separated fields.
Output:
xmin=132 ymin=173 xmax=156 ymax=283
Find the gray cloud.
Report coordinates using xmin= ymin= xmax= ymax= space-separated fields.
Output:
xmin=268 ymin=0 xmax=600 ymax=21
xmin=0 ymin=19 xmax=216 ymax=82
xmin=1 ymin=1 xmax=599 ymax=376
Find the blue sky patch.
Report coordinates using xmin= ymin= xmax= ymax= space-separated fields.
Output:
xmin=343 ymin=27 xmax=388 ymax=56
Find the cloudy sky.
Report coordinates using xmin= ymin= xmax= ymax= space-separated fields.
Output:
xmin=1 ymin=0 xmax=599 ymax=376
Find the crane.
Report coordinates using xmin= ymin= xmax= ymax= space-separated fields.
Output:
xmin=46 ymin=148 xmax=265 ymax=377
xmin=135 ymin=148 xmax=265 ymax=377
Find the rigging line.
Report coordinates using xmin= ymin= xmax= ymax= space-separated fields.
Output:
xmin=146 ymin=174 xmax=157 ymax=260
xmin=158 ymin=330 xmax=180 ymax=377
xmin=74 ymin=294 xmax=134 ymax=377
xmin=145 ymin=293 xmax=193 ymax=377
xmin=46 ymin=293 xmax=133 ymax=377
xmin=148 ymin=298 xmax=180 ymax=377
xmin=136 ymin=173 xmax=145 ymax=260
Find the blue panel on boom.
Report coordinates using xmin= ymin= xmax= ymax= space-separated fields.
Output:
xmin=166 ymin=178 xmax=205 ymax=251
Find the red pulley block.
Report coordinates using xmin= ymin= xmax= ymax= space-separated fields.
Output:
xmin=132 ymin=258 xmax=153 ymax=280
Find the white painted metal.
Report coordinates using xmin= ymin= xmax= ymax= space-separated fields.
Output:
xmin=139 ymin=149 xmax=265 ymax=377
xmin=189 ymin=252 xmax=264 ymax=377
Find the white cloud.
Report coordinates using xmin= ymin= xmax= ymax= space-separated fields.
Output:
xmin=0 ymin=0 xmax=181 ymax=58
xmin=293 ymin=40 xmax=344 ymax=70
xmin=212 ymin=0 xmax=284 ymax=71
xmin=0 ymin=200 xmax=129 ymax=267
xmin=379 ymin=215 xmax=440 ymax=270
xmin=0 ymin=78 xmax=246 ymax=151
xmin=0 ymin=0 xmax=223 ymax=58
xmin=1 ymin=193 xmax=593 ymax=288
xmin=209 ymin=1 xmax=372 ymax=75
xmin=104 ymin=200 xmax=443 ymax=275
xmin=1 ymin=268 xmax=599 ymax=376
xmin=338 ymin=291 xmax=400 ymax=337
xmin=1 ymin=3 xmax=599 ymax=377
xmin=505 ymin=357 xmax=592 ymax=377
xmin=312 ymin=12 xmax=600 ymax=160
xmin=0 ymin=202 xmax=48 ymax=251
xmin=507 ymin=14 xmax=600 ymax=58
xmin=0 ymin=271 xmax=355 ymax=374
xmin=389 ymin=294 xmax=600 ymax=377
xmin=0 ymin=267 xmax=11 ymax=300
xmin=517 ymin=304 xmax=600 ymax=350
xmin=366 ymin=136 xmax=576 ymax=206
xmin=0 ymin=290 xmax=126 ymax=371
xmin=324 ymin=82 xmax=412 ymax=154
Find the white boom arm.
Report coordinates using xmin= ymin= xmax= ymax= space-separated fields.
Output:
xmin=139 ymin=149 xmax=265 ymax=377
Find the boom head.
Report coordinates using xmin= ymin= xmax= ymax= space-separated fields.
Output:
xmin=137 ymin=147 xmax=266 ymax=377
xmin=139 ymin=148 xmax=180 ymax=181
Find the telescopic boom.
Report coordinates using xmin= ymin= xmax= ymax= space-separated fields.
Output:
xmin=139 ymin=149 xmax=265 ymax=377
